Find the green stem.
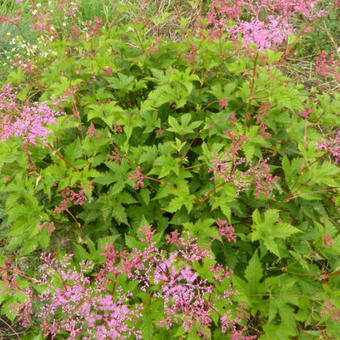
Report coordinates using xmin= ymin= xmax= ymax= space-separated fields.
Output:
xmin=245 ymin=52 xmax=259 ymax=121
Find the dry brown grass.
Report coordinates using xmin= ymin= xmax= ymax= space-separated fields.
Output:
xmin=137 ymin=0 xmax=205 ymax=41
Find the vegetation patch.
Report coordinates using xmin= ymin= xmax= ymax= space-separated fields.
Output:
xmin=0 ymin=0 xmax=339 ymax=339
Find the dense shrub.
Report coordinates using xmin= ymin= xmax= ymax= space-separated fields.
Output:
xmin=0 ymin=0 xmax=339 ymax=339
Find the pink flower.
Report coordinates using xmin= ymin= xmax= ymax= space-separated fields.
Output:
xmin=128 ymin=167 xmax=146 ymax=190
xmin=321 ymin=301 xmax=340 ymax=322
xmin=316 ymin=130 xmax=340 ymax=164
xmin=228 ymin=16 xmax=294 ymax=51
xmin=315 ymin=51 xmax=340 ymax=80
xmin=219 ymin=97 xmax=229 ymax=109
xmin=183 ymin=44 xmax=197 ymax=65
xmin=0 ymin=83 xmax=66 ymax=146
xmin=217 ymin=219 xmax=236 ymax=242
xmin=0 ymin=14 xmax=23 ymax=24
xmin=86 ymin=122 xmax=99 ymax=140
xmin=138 ymin=224 xmax=155 ymax=245
xmin=209 ymin=131 xmax=277 ymax=198
xmin=322 ymin=234 xmax=333 ymax=248
xmin=53 ymin=186 xmax=88 ymax=214
xmin=2 ymin=227 xmax=253 ymax=339
xmin=298 ymin=108 xmax=313 ymax=119
xmin=203 ymin=0 xmax=328 ymax=51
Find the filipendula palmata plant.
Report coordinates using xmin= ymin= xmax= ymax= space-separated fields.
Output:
xmin=0 ymin=0 xmax=339 ymax=339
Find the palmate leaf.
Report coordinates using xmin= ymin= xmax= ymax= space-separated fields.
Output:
xmin=153 ymin=155 xmax=180 ymax=178
xmin=183 ymin=219 xmax=217 ymax=246
xmin=260 ymin=322 xmax=297 ymax=340
xmin=167 ymin=114 xmax=202 ymax=136
xmin=108 ymin=72 xmax=135 ymax=91
xmin=251 ymin=209 xmax=301 ymax=256
xmin=166 ymin=194 xmax=195 ymax=213
xmin=268 ymin=296 xmax=298 ymax=338
xmin=165 ymin=185 xmax=195 ymax=213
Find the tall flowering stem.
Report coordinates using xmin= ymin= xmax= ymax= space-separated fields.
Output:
xmin=200 ymin=130 xmax=277 ymax=209
xmin=128 ymin=166 xmax=177 ymax=190
xmin=53 ymin=185 xmax=91 ymax=250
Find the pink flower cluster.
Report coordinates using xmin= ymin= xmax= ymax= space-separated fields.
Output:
xmin=322 ymin=234 xmax=333 ymax=248
xmin=0 ymin=83 xmax=66 ymax=146
xmin=183 ymin=43 xmax=197 ymax=65
xmin=316 ymin=130 xmax=340 ymax=164
xmin=209 ymin=130 xmax=277 ymax=198
xmin=228 ymin=16 xmax=294 ymax=52
xmin=0 ymin=14 xmax=23 ymax=25
xmin=254 ymin=102 xmax=272 ymax=140
xmin=86 ymin=122 xmax=100 ymax=140
xmin=100 ymin=225 xmax=254 ymax=339
xmin=321 ymin=301 xmax=340 ymax=322
xmin=217 ymin=218 xmax=237 ymax=242
xmin=53 ymin=185 xmax=88 ymax=214
xmin=205 ymin=0 xmax=329 ymax=51
xmin=315 ymin=51 xmax=340 ymax=81
xmin=1 ymin=226 xmax=255 ymax=340
xmin=128 ymin=166 xmax=146 ymax=190
xmin=1 ymin=254 xmax=142 ymax=339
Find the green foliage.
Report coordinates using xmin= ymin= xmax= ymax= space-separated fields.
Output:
xmin=0 ymin=0 xmax=339 ymax=339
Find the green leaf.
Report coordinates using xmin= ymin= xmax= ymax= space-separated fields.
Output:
xmin=275 ymin=223 xmax=301 ymax=239
xmin=165 ymin=187 xmax=195 ymax=213
xmin=141 ymin=307 xmax=154 ymax=339
xmin=166 ymin=196 xmax=184 ymax=213
xmin=152 ymin=184 xmax=173 ymax=200
xmin=92 ymin=172 xmax=115 ymax=185
xmin=263 ymin=209 xmax=280 ymax=226
xmin=38 ymin=229 xmax=50 ymax=249
xmin=153 ymin=155 xmax=180 ymax=178
xmin=21 ymin=238 xmax=39 ymax=255
xmin=167 ymin=114 xmax=202 ymax=136
xmin=242 ymin=142 xmax=255 ymax=162
xmin=111 ymin=203 xmax=128 ymax=224
xmin=263 ymin=238 xmax=280 ymax=257
xmin=64 ymin=137 xmax=82 ymax=162
xmin=125 ymin=235 xmax=143 ymax=250
xmin=252 ymin=209 xmax=262 ymax=225
xmin=97 ymin=235 xmax=120 ymax=252
xmin=251 ymin=210 xmax=297 ymax=257
xmin=187 ymin=329 xmax=203 ymax=340
xmin=244 ymin=250 xmax=263 ymax=284
xmin=109 ymin=73 xmax=135 ymax=91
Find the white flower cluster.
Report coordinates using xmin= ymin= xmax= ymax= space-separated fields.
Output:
xmin=1 ymin=34 xmax=52 ymax=70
